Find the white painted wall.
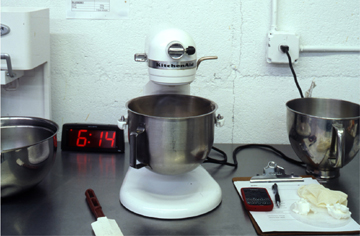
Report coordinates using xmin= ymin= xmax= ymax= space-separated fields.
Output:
xmin=2 ymin=0 xmax=359 ymax=144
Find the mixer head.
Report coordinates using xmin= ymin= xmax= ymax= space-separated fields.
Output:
xmin=134 ymin=26 xmax=198 ymax=86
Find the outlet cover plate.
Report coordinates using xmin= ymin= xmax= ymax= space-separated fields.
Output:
xmin=267 ymin=31 xmax=300 ymax=64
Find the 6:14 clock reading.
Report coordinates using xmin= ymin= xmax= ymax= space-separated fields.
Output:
xmin=68 ymin=129 xmax=116 ymax=148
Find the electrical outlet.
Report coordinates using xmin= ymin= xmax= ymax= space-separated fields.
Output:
xmin=266 ymin=31 xmax=300 ymax=64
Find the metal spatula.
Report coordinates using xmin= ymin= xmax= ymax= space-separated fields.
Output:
xmin=85 ymin=189 xmax=124 ymax=236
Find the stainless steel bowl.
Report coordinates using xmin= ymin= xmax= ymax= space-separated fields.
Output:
xmin=1 ymin=117 xmax=59 ymax=197
xmin=286 ymin=98 xmax=360 ymax=179
xmin=126 ymin=94 xmax=220 ymax=175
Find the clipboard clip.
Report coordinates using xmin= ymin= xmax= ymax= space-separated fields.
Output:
xmin=250 ymin=161 xmax=304 ymax=183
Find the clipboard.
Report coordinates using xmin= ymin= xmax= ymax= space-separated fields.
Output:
xmin=232 ymin=176 xmax=360 ymax=235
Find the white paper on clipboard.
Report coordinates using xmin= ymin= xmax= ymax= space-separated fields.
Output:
xmin=67 ymin=0 xmax=129 ymax=19
xmin=233 ymin=177 xmax=360 ymax=233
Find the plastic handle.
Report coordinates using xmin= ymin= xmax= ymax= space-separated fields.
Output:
xmin=129 ymin=126 xmax=146 ymax=169
xmin=129 ymin=131 xmax=138 ymax=168
xmin=85 ymin=189 xmax=105 ymax=219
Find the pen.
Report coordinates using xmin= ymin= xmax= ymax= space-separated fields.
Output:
xmin=272 ymin=183 xmax=281 ymax=208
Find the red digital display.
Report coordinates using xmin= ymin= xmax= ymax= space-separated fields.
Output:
xmin=68 ymin=129 xmax=116 ymax=148
xmin=61 ymin=123 xmax=124 ymax=153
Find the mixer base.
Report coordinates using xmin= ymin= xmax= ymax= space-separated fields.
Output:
xmin=119 ymin=165 xmax=222 ymax=219
xmin=306 ymin=166 xmax=340 ymax=179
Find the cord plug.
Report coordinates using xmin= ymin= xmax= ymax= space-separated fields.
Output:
xmin=280 ymin=45 xmax=289 ymax=53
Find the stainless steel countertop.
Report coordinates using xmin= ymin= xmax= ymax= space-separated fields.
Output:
xmin=2 ymin=143 xmax=359 ymax=236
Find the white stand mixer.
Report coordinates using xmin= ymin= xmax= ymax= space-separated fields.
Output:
xmin=118 ymin=26 xmax=222 ymax=219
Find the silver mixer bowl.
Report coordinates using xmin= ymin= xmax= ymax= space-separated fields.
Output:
xmin=126 ymin=94 xmax=217 ymax=175
xmin=1 ymin=117 xmax=58 ymax=197
xmin=286 ymin=98 xmax=360 ymax=179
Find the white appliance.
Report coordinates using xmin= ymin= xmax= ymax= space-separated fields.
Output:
xmin=118 ymin=26 xmax=221 ymax=219
xmin=1 ymin=8 xmax=51 ymax=119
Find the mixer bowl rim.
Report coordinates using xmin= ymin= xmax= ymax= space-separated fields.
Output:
xmin=126 ymin=94 xmax=218 ymax=120
xmin=286 ymin=97 xmax=360 ymax=120
xmin=1 ymin=116 xmax=59 ymax=153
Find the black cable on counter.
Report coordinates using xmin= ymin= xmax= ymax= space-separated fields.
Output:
xmin=205 ymin=144 xmax=305 ymax=168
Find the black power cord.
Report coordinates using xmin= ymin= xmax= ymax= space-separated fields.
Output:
xmin=204 ymin=47 xmax=307 ymax=169
xmin=204 ymin=146 xmax=237 ymax=167
xmin=205 ymin=145 xmax=305 ymax=168
xmin=280 ymin=45 xmax=304 ymax=98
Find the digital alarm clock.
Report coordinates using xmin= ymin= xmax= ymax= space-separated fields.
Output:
xmin=61 ymin=123 xmax=124 ymax=153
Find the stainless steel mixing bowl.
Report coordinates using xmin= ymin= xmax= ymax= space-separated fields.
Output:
xmin=125 ymin=94 xmax=222 ymax=175
xmin=286 ymin=98 xmax=360 ymax=179
xmin=1 ymin=117 xmax=59 ymax=197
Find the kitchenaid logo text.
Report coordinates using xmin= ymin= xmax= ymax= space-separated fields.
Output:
xmin=148 ymin=60 xmax=196 ymax=70
xmin=156 ymin=62 xmax=194 ymax=68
